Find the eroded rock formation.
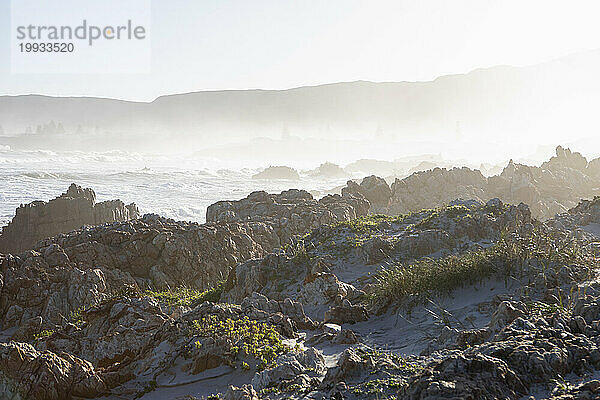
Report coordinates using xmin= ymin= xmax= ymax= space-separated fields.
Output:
xmin=0 ymin=341 xmax=111 ymax=399
xmin=0 ymin=215 xmax=279 ymax=331
xmin=342 ymin=146 xmax=600 ymax=220
xmin=341 ymin=175 xmax=392 ymax=212
xmin=206 ymin=189 xmax=369 ymax=243
xmin=389 ymin=167 xmax=487 ymax=214
xmin=0 ymin=183 xmax=139 ymax=254
xmin=0 ymin=189 xmax=369 ymax=332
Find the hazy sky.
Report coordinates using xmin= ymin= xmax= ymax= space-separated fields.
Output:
xmin=2 ymin=0 xmax=600 ymax=100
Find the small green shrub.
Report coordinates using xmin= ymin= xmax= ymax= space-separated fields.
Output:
xmin=68 ymin=306 xmax=87 ymax=327
xmin=33 ymin=329 xmax=54 ymax=341
xmin=357 ymin=348 xmax=421 ymax=374
xmin=259 ymin=387 xmax=280 ymax=395
xmin=190 ymin=315 xmax=288 ymax=370
xmin=348 ymin=348 xmax=420 ymax=398
xmin=362 ymin=377 xmax=405 ymax=393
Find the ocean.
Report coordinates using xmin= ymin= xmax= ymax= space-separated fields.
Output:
xmin=0 ymin=148 xmax=351 ymax=227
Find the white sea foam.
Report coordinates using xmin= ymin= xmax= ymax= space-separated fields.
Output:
xmin=0 ymin=149 xmax=349 ymax=227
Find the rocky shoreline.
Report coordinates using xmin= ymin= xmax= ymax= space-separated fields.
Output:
xmin=343 ymin=146 xmax=600 ymax=220
xmin=1 ymin=148 xmax=600 ymax=399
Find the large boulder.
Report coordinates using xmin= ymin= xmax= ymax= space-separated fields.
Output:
xmin=0 ymin=342 xmax=110 ymax=400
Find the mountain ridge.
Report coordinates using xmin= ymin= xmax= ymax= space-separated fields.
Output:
xmin=1 ymin=50 xmax=599 ymax=153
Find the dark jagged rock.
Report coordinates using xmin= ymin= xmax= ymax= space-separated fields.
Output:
xmin=206 ymin=189 xmax=369 ymax=243
xmin=378 ymin=166 xmax=488 ymax=216
xmin=340 ymin=146 xmax=600 ymax=220
xmin=0 ymin=215 xmax=279 ymax=330
xmin=404 ymin=352 xmax=527 ymax=399
xmin=342 ymin=175 xmax=391 ymax=212
xmin=0 ymin=341 xmax=111 ymax=399
xmin=0 ymin=188 xmax=369 ymax=332
xmin=324 ymin=299 xmax=369 ymax=325
xmin=0 ymin=183 xmax=139 ymax=254
xmin=549 ymin=380 xmax=600 ymax=400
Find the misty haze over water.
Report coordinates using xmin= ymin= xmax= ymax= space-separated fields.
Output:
xmin=3 ymin=50 xmax=600 ymax=164
xmin=3 ymin=50 xmax=600 ymax=225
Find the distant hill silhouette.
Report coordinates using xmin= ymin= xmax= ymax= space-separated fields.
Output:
xmin=1 ymin=50 xmax=600 ymax=152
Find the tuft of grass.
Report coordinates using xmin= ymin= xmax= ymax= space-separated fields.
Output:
xmin=369 ymin=231 xmax=597 ymax=308
xmin=291 ymin=243 xmax=310 ymax=265
xmin=282 ymin=237 xmax=316 ymax=265
xmin=526 ymin=286 xmax=580 ymax=317
xmin=145 ymin=282 xmax=224 ymax=308
xmin=371 ymin=247 xmax=505 ymax=305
